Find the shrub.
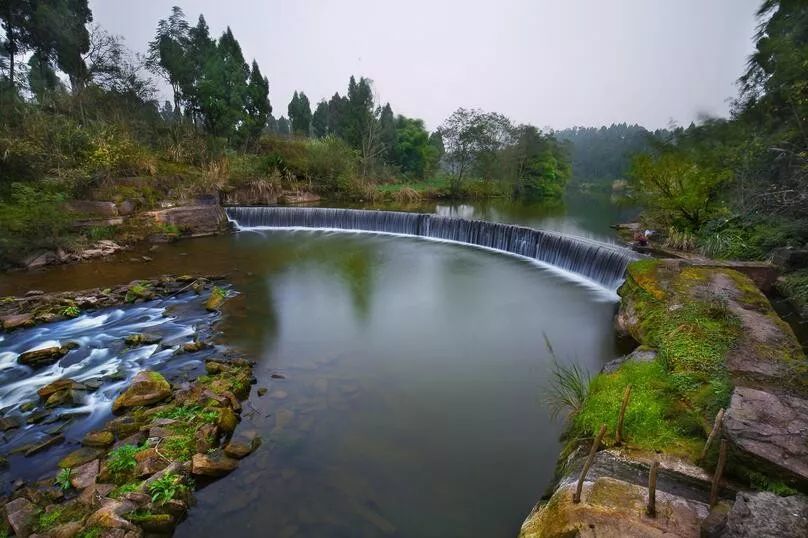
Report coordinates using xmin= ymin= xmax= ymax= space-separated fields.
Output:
xmin=106 ymin=444 xmax=143 ymax=476
xmin=147 ymin=472 xmax=189 ymax=504
xmin=54 ymin=467 xmax=72 ymax=490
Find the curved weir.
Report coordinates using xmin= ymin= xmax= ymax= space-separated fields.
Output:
xmin=225 ymin=206 xmax=640 ymax=289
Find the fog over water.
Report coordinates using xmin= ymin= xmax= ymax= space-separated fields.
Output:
xmin=89 ymin=0 xmax=760 ymax=130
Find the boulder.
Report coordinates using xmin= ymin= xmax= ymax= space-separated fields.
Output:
xmin=38 ymin=379 xmax=86 ymax=399
xmin=22 ymin=250 xmax=60 ymax=269
xmin=66 ymin=200 xmax=118 ymax=218
xmin=770 ymin=247 xmax=808 ymax=272
xmin=85 ymin=499 xmax=137 ymax=531
xmin=723 ymin=491 xmax=808 ymax=537
xmin=111 ymin=371 xmax=171 ymax=413
xmin=18 ymin=346 xmax=68 ymax=367
xmin=116 ymin=200 xmax=136 ymax=216
xmin=144 ymin=205 xmax=228 ymax=237
xmin=724 ymin=386 xmax=808 ymax=487
xmin=49 ymin=520 xmax=84 ymax=538
xmin=1 ymin=313 xmax=34 ymax=331
xmin=70 ymin=459 xmax=100 ymax=489
xmin=191 ymin=450 xmax=238 ymax=477
xmin=59 ymin=447 xmax=105 ymax=469
xmin=224 ymin=433 xmax=260 ymax=459
xmin=5 ymin=497 xmax=36 ymax=537
xmin=123 ymin=333 xmax=162 ymax=347
xmin=83 ymin=431 xmax=115 ymax=448
xmin=216 ymin=407 xmax=238 ymax=434
xmin=133 ymin=448 xmax=169 ymax=477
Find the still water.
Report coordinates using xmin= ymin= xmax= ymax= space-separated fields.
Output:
xmin=0 ymin=195 xmax=627 ymax=537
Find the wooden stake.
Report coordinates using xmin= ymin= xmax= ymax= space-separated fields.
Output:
xmin=615 ymin=384 xmax=632 ymax=445
xmin=573 ymin=424 xmax=607 ymax=503
xmin=700 ymin=408 xmax=725 ymax=461
xmin=646 ymin=460 xmax=659 ymax=517
xmin=709 ymin=439 xmax=727 ymax=507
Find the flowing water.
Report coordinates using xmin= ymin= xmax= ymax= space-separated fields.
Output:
xmin=0 ymin=194 xmax=631 ymax=537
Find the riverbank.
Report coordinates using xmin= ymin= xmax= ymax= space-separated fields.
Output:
xmin=0 ymin=276 xmax=263 ymax=537
xmin=520 ymin=259 xmax=808 ymax=537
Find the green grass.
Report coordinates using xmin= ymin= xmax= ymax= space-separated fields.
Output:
xmin=571 ymin=360 xmax=703 ymax=456
xmin=54 ymin=467 xmax=72 ymax=490
xmin=543 ymin=360 xmax=590 ymax=421
xmin=154 ymin=404 xmax=219 ymax=423
xmin=34 ymin=503 xmax=88 ymax=532
xmin=109 ymin=481 xmax=142 ymax=499
xmin=375 ymin=176 xmax=449 ymax=194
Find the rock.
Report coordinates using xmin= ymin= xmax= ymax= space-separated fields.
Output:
xmin=5 ymin=497 xmax=36 ymax=537
xmin=70 ymin=459 xmax=100 ymax=489
xmin=83 ymin=431 xmax=114 ymax=447
xmin=66 ymin=200 xmax=119 ymax=218
xmin=278 ymin=191 xmax=321 ymax=205
xmin=723 ymin=491 xmax=808 ymax=537
xmin=133 ymin=513 xmax=175 ymax=533
xmin=204 ymin=290 xmax=226 ymax=312
xmin=49 ymin=520 xmax=84 ymax=538
xmin=23 ymin=250 xmax=60 ymax=269
xmin=24 ymin=434 xmax=65 ymax=456
xmin=59 ymin=447 xmax=105 ymax=469
xmin=182 ymin=341 xmax=210 ymax=353
xmin=224 ymin=434 xmax=261 ymax=459
xmin=271 ymin=373 xmax=286 ymax=379
xmin=85 ymin=499 xmax=137 ymax=531
xmin=111 ymin=371 xmax=171 ymax=413
xmin=195 ymin=423 xmax=218 ymax=453
xmin=38 ymin=379 xmax=87 ymax=399
xmin=220 ymin=181 xmax=280 ymax=206
xmin=124 ymin=333 xmax=162 ymax=346
xmin=770 ymin=247 xmax=808 ymax=272
xmin=1 ymin=313 xmax=34 ymax=331
xmin=116 ymin=200 xmax=136 ymax=216
xmin=107 ymin=416 xmax=142 ymax=437
xmin=724 ymin=386 xmax=808 ymax=487
xmin=18 ymin=346 xmax=68 ymax=367
xmin=601 ymin=348 xmax=657 ymax=374
xmin=257 ymin=387 xmax=267 ymax=397
xmin=133 ymin=448 xmax=169 ymax=477
xmin=25 ymin=289 xmax=45 ymax=296
xmin=274 ymin=409 xmax=294 ymax=431
xmin=216 ymin=407 xmax=238 ymax=434
xmin=0 ymin=416 xmax=22 ymax=431
xmin=144 ymin=205 xmax=228 ymax=237
xmin=191 ymin=450 xmax=239 ymax=477
xmin=45 ymin=389 xmax=81 ymax=408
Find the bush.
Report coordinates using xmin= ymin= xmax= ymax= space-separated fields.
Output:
xmin=304 ymin=136 xmax=357 ymax=192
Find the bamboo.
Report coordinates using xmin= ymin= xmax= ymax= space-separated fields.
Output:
xmin=573 ymin=424 xmax=607 ymax=503
xmin=646 ymin=460 xmax=659 ymax=517
xmin=709 ymin=439 xmax=727 ymax=507
xmin=615 ymin=384 xmax=632 ymax=445
xmin=700 ymin=408 xmax=725 ymax=461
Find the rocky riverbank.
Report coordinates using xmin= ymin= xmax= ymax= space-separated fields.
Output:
xmin=520 ymin=259 xmax=808 ymax=537
xmin=0 ymin=276 xmax=262 ymax=537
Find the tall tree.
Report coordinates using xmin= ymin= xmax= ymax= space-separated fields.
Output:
xmin=239 ymin=60 xmax=270 ymax=148
xmin=287 ymin=90 xmax=311 ymax=135
xmin=197 ymin=27 xmax=249 ymax=140
xmin=146 ymin=6 xmax=191 ymax=111
xmin=311 ymin=100 xmax=329 ymax=137
xmin=378 ymin=103 xmax=396 ymax=161
xmin=0 ymin=0 xmax=31 ymax=88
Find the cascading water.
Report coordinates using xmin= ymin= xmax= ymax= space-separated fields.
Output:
xmin=225 ymin=207 xmax=640 ymax=289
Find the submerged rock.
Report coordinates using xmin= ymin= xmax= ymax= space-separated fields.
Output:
xmin=124 ymin=333 xmax=162 ymax=346
xmin=112 ymin=371 xmax=171 ymax=413
xmin=38 ymin=379 xmax=87 ymax=399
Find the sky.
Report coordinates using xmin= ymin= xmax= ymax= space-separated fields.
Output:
xmin=89 ymin=0 xmax=762 ymax=132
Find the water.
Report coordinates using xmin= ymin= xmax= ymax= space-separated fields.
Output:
xmin=0 ymin=195 xmax=628 ymax=537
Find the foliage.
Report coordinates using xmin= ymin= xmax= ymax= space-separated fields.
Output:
xmin=147 ymin=472 xmax=189 ymax=504
xmin=543 ymin=360 xmax=590 ymax=421
xmin=777 ymin=269 xmax=808 ymax=318
xmin=106 ymin=444 xmax=143 ymax=476
xmin=55 ymin=467 xmax=72 ymax=490
xmin=288 ymin=90 xmax=312 ymax=135
xmin=61 ymin=305 xmax=81 ymax=318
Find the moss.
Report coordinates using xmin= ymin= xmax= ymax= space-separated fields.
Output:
xmin=777 ymin=269 xmax=808 ymax=317
xmin=571 ymin=360 xmax=703 ymax=458
xmin=34 ymin=503 xmax=88 ymax=532
xmin=108 ymin=481 xmax=142 ymax=499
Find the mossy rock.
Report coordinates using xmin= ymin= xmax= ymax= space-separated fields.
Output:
xmin=112 ymin=371 xmax=171 ymax=413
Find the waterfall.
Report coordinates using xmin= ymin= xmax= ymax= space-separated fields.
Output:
xmin=225 ymin=207 xmax=640 ymax=289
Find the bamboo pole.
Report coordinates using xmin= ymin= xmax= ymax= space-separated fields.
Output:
xmin=709 ymin=439 xmax=727 ymax=507
xmin=573 ymin=424 xmax=607 ymax=503
xmin=700 ymin=408 xmax=725 ymax=461
xmin=646 ymin=460 xmax=659 ymax=517
xmin=615 ymin=384 xmax=632 ymax=446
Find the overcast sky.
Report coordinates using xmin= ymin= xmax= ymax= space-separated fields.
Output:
xmin=89 ymin=0 xmax=761 ymax=131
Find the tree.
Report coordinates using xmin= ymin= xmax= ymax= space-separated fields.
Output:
xmin=628 ymin=149 xmax=731 ymax=230
xmin=287 ymin=90 xmax=311 ymax=135
xmin=0 ymin=0 xmax=32 ymax=88
xmin=438 ymin=108 xmax=511 ymax=193
xmin=378 ymin=103 xmax=396 ymax=161
xmin=27 ymin=50 xmax=60 ymax=101
xmin=277 ymin=115 xmax=290 ymax=136
xmin=327 ymin=92 xmax=347 ymax=138
xmin=391 ymin=116 xmax=434 ymax=179
xmin=343 ymin=75 xmax=374 ymax=149
xmin=238 ymin=60 xmax=270 ymax=149
xmin=196 ymin=27 xmax=249 ymax=140
xmin=311 ymin=100 xmax=329 ymax=137
xmin=146 ymin=6 xmax=191 ymax=112
xmin=506 ymin=125 xmax=570 ymax=199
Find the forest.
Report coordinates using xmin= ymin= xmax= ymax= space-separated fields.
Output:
xmin=0 ymin=4 xmax=571 ymax=267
